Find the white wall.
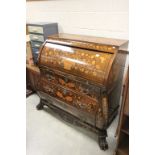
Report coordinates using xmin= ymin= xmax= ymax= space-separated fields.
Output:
xmin=26 ymin=0 xmax=128 ymax=39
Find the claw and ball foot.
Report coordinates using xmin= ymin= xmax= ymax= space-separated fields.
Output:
xmin=98 ymin=130 xmax=108 ymax=151
xmin=36 ymin=100 xmax=44 ymax=110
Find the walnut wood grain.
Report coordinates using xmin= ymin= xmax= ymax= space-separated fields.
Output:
xmin=49 ymin=33 xmax=128 ymax=47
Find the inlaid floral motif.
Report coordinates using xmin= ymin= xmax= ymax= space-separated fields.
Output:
xmin=40 ymin=43 xmax=113 ymax=84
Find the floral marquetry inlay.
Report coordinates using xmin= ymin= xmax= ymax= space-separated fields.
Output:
xmin=36 ymin=34 xmax=128 ymax=149
xmin=40 ymin=43 xmax=113 ymax=84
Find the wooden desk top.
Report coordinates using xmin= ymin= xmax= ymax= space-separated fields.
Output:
xmin=48 ymin=33 xmax=128 ymax=47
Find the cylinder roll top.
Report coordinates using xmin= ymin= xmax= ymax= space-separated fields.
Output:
xmin=38 ymin=39 xmax=117 ymax=85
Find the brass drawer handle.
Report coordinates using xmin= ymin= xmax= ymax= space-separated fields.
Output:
xmin=43 ymin=86 xmax=51 ymax=93
xmin=46 ymin=74 xmax=55 ymax=81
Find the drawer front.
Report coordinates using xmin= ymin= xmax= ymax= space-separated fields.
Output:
xmin=37 ymin=78 xmax=98 ymax=114
xmin=28 ymin=26 xmax=43 ymax=34
xmin=30 ymin=34 xmax=44 ymax=42
xmin=38 ymin=91 xmax=96 ymax=126
xmin=31 ymin=41 xmax=42 ymax=48
xmin=41 ymin=69 xmax=101 ymax=101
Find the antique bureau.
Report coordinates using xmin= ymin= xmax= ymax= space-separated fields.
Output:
xmin=36 ymin=33 xmax=128 ymax=150
xmin=27 ymin=22 xmax=58 ymax=64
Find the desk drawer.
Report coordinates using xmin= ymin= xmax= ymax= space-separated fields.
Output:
xmin=41 ymin=69 xmax=100 ymax=101
xmin=28 ymin=26 xmax=43 ymax=34
xmin=37 ymin=78 xmax=98 ymax=114
xmin=30 ymin=34 xmax=44 ymax=42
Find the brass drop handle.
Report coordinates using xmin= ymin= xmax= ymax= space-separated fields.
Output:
xmin=47 ymin=74 xmax=55 ymax=81
xmin=79 ymin=103 xmax=86 ymax=109
xmin=44 ymin=86 xmax=51 ymax=93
